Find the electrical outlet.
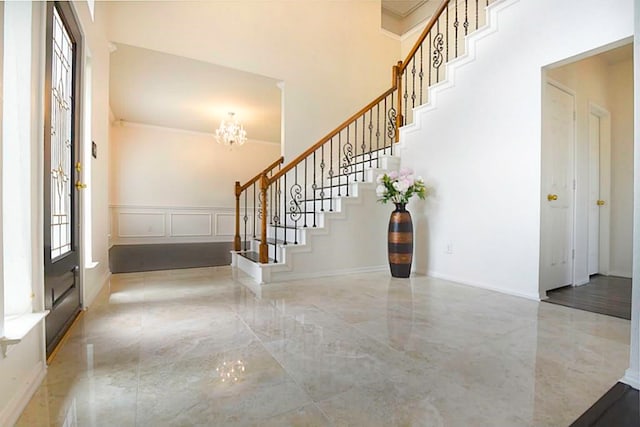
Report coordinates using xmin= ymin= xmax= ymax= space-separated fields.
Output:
xmin=445 ymin=243 xmax=453 ymax=254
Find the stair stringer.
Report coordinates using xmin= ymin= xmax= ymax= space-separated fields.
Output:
xmin=264 ymin=182 xmax=392 ymax=283
xmin=232 ymin=155 xmax=400 ymax=284
xmin=398 ymin=0 xmax=519 ymax=141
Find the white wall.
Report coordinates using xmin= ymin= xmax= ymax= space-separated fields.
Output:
xmin=626 ymin=0 xmax=639 ymax=390
xmin=103 ymin=1 xmax=400 ymax=162
xmin=399 ymin=0 xmax=633 ymax=300
xmin=0 ymin=0 xmax=114 ymax=423
xmin=546 ymin=54 xmax=634 ymax=281
xmin=109 ymin=122 xmax=280 ymax=245
xmin=609 ymin=59 xmax=634 ymax=278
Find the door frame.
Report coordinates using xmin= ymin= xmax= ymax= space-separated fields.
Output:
xmin=43 ymin=0 xmax=85 ymax=354
xmin=539 ymin=77 xmax=578 ymax=297
xmin=587 ymin=102 xmax=611 ymax=276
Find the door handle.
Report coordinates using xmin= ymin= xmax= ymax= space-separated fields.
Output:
xmin=597 ymin=199 xmax=605 ymax=206
xmin=547 ymin=194 xmax=558 ymax=201
xmin=75 ymin=181 xmax=87 ymax=190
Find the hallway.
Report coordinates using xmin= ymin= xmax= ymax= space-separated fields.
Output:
xmin=16 ymin=268 xmax=630 ymax=426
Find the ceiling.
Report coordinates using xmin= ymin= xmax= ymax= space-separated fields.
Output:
xmin=109 ymin=43 xmax=282 ymax=143
xmin=382 ymin=0 xmax=428 ymax=18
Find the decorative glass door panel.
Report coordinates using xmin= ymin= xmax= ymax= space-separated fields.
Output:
xmin=50 ymin=6 xmax=73 ymax=260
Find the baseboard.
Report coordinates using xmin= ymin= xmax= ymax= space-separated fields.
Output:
xmin=83 ymin=270 xmax=111 ymax=309
xmin=427 ymin=270 xmax=541 ymax=301
xmin=622 ymin=369 xmax=640 ymax=390
xmin=608 ymin=270 xmax=633 ymax=279
xmin=0 ymin=360 xmax=46 ymax=427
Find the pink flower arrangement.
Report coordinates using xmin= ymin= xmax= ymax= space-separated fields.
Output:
xmin=376 ymin=167 xmax=427 ymax=204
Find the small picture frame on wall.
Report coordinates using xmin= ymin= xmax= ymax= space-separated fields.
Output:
xmin=92 ymin=141 xmax=97 ymax=159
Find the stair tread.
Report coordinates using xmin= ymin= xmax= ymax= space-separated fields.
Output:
xmin=253 ymin=237 xmax=305 ymax=246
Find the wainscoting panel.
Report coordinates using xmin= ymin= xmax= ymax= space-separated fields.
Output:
xmin=118 ymin=212 xmax=166 ymax=238
xmin=170 ymin=213 xmax=212 ymax=237
xmin=110 ymin=206 xmax=246 ymax=245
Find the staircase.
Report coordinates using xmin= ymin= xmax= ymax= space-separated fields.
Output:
xmin=232 ymin=0 xmax=500 ymax=284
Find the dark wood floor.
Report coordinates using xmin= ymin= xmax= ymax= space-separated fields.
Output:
xmin=570 ymin=382 xmax=639 ymax=427
xmin=544 ymin=275 xmax=632 ymax=320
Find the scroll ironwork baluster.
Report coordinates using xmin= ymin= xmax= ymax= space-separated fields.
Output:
xmin=290 ymin=165 xmax=300 ymax=244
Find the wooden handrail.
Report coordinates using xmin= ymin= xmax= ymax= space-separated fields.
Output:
xmin=267 ymin=86 xmax=396 ymax=184
xmin=400 ymin=0 xmax=450 ymax=74
xmin=237 ymin=156 xmax=284 ymax=194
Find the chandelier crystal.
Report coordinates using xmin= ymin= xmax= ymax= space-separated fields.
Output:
xmin=215 ymin=112 xmax=247 ymax=147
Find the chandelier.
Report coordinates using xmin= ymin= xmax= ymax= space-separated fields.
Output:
xmin=215 ymin=112 xmax=247 ymax=147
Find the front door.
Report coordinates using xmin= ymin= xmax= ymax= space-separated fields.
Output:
xmin=540 ymin=81 xmax=575 ymax=294
xmin=43 ymin=2 xmax=83 ymax=356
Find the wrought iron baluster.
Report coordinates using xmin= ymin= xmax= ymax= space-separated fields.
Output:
xmin=304 ymin=158 xmax=308 ymax=227
xmin=434 ymin=19 xmax=444 ymax=83
xmin=411 ymin=57 xmax=416 ymax=109
xmin=243 ymin=190 xmax=248 ymax=251
xmin=376 ymin=103 xmax=381 ymax=168
xmin=343 ymin=125 xmax=352 ymax=197
xmin=312 ymin=151 xmax=317 ymax=226
xmin=383 ymin=97 xmax=388 ymax=155
xmin=320 ymin=145 xmax=325 ymax=211
xmin=464 ymin=0 xmax=469 ymax=36
xmin=361 ymin=116 xmax=366 ymax=182
xmin=253 ymin=183 xmax=256 ymax=239
xmin=476 ymin=0 xmax=479 ymax=30
xmin=403 ymin=69 xmax=408 ymax=121
xmin=329 ymin=137 xmax=334 ymax=211
xmin=429 ymin=31 xmax=432 ymax=86
xmin=283 ymin=174 xmax=288 ymax=244
xmin=290 ymin=165 xmax=300 ymax=244
xmin=455 ymin=0 xmax=459 ymax=57
xmin=337 ymin=132 xmax=342 ymax=197
xmin=446 ymin=3 xmax=449 ymax=63
xmin=368 ymin=109 xmax=373 ymax=169
xmin=419 ymin=45 xmax=424 ymax=105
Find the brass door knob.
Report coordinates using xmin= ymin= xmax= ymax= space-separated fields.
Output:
xmin=547 ymin=194 xmax=558 ymax=201
xmin=597 ymin=199 xmax=605 ymax=206
xmin=75 ymin=181 xmax=87 ymax=190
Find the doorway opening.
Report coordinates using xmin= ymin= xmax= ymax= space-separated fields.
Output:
xmin=539 ymin=41 xmax=633 ymax=319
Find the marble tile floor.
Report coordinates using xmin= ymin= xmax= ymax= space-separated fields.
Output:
xmin=16 ymin=267 xmax=631 ymax=426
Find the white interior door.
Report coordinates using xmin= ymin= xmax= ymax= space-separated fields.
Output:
xmin=587 ymin=104 xmax=611 ymax=277
xmin=540 ymin=81 xmax=575 ymax=294
xmin=588 ymin=113 xmax=601 ymax=275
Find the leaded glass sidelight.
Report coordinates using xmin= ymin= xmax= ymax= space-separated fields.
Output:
xmin=50 ymin=7 xmax=74 ymax=259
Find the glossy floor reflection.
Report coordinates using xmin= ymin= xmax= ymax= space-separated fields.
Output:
xmin=17 ymin=267 xmax=630 ymax=426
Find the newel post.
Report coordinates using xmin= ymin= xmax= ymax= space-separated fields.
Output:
xmin=395 ymin=60 xmax=404 ymax=142
xmin=259 ymin=174 xmax=269 ymax=264
xmin=234 ymin=181 xmax=241 ymax=251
